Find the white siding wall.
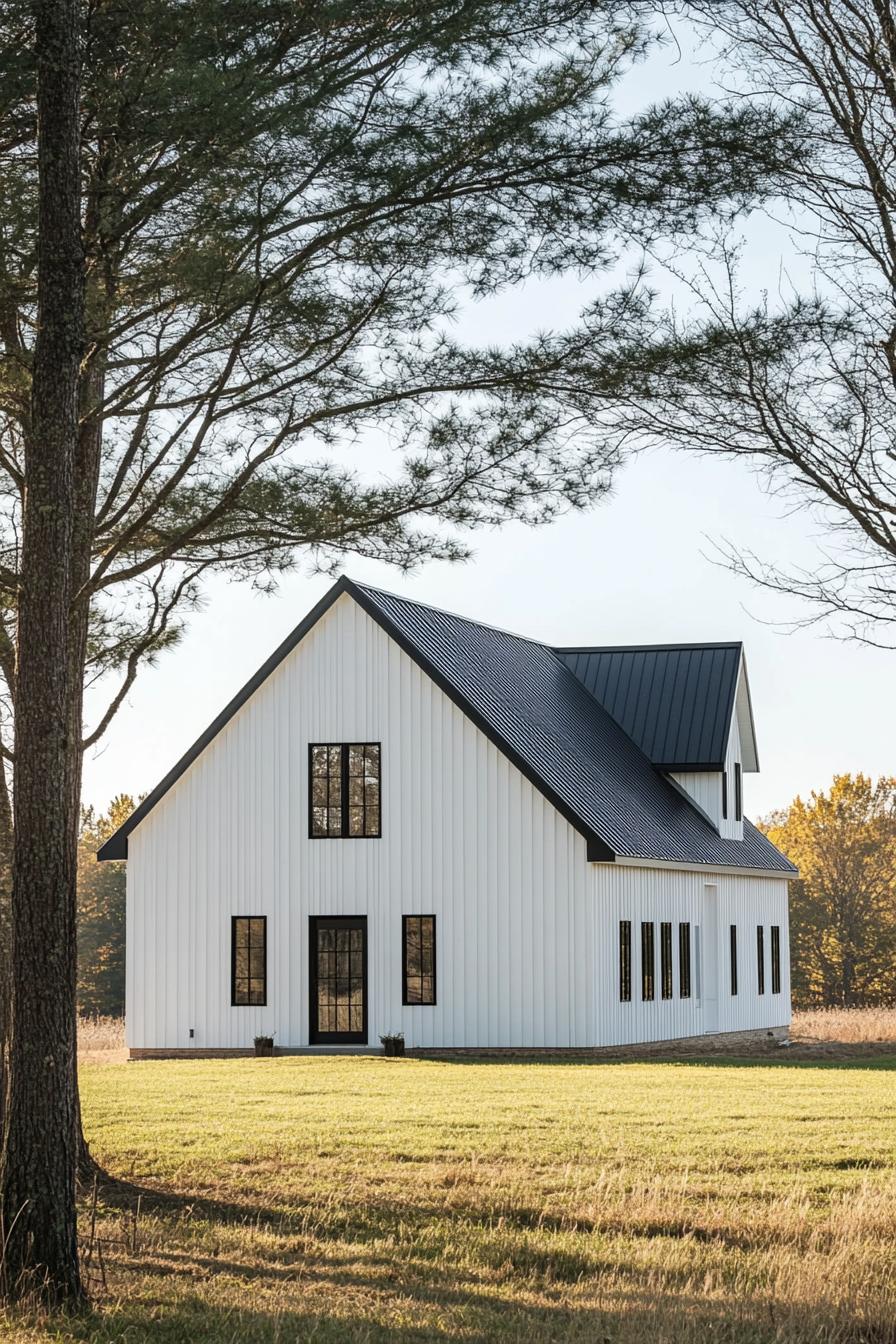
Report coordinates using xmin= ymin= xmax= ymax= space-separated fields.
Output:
xmin=127 ymin=593 xmax=597 ymax=1050
xmin=670 ymin=770 xmax=722 ymax=826
xmin=592 ymin=864 xmax=791 ymax=1045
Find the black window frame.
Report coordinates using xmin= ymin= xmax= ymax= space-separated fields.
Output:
xmin=660 ymin=921 xmax=673 ymax=999
xmin=619 ymin=920 xmax=632 ymax=1003
xmin=641 ymin=921 xmax=655 ymax=1002
xmin=678 ymin=922 xmax=691 ymax=998
xmin=771 ymin=925 xmax=781 ymax=994
xmin=308 ymin=742 xmax=382 ymax=839
xmin=729 ymin=924 xmax=738 ymax=995
xmin=757 ymin=924 xmax=766 ymax=995
xmin=231 ymin=915 xmax=267 ymax=1006
xmin=402 ymin=915 xmax=437 ymax=1005
xmin=734 ymin=762 xmax=743 ymax=821
xmin=722 ymin=769 xmax=728 ymax=820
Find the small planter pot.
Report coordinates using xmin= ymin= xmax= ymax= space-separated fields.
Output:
xmin=381 ymin=1036 xmax=405 ymax=1057
xmin=254 ymin=1037 xmax=274 ymax=1058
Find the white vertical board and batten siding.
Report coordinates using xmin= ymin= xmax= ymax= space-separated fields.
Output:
xmin=127 ymin=593 xmax=596 ymax=1050
xmin=592 ymin=864 xmax=790 ymax=1045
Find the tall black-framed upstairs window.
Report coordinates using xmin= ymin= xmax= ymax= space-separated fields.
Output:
xmin=403 ymin=916 xmax=436 ymax=1004
xmin=722 ymin=770 xmax=729 ymax=820
xmin=641 ymin=922 xmax=655 ymax=1002
xmin=771 ymin=925 xmax=782 ymax=994
xmin=735 ymin=762 xmax=743 ymax=821
xmin=619 ymin=921 xmax=632 ymax=1003
xmin=757 ymin=924 xmax=766 ymax=995
xmin=678 ymin=922 xmax=691 ymax=998
xmin=660 ymin=922 xmax=673 ymax=999
xmin=232 ymin=916 xmax=267 ymax=1005
xmin=729 ymin=924 xmax=738 ymax=995
xmin=309 ymin=743 xmax=381 ymax=838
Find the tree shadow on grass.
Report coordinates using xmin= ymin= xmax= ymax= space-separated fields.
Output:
xmin=49 ymin=1265 xmax=896 ymax=1344
xmin=416 ymin=1052 xmax=896 ymax=1071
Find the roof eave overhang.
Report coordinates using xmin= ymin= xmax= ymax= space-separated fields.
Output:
xmin=604 ymin=854 xmax=796 ymax=879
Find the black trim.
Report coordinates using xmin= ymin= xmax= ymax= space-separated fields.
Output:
xmin=619 ymin=920 xmax=632 ymax=1002
xmin=678 ymin=922 xmax=691 ymax=998
xmin=402 ymin=915 xmax=436 ymax=1005
xmin=641 ymin=921 xmax=655 ymax=1001
xmin=309 ymin=915 xmax=368 ymax=1044
xmin=771 ymin=925 xmax=781 ymax=994
xmin=98 ymin=576 xmax=615 ymax=864
xmin=722 ymin=770 xmax=728 ymax=820
xmin=660 ymin=921 xmax=673 ymax=999
xmin=734 ymin=762 xmax=743 ymax=822
xmin=308 ymin=742 xmax=382 ymax=839
xmin=231 ymin=915 xmax=267 ymax=1006
xmin=757 ymin=924 xmax=765 ymax=995
xmin=729 ymin=924 xmax=738 ymax=996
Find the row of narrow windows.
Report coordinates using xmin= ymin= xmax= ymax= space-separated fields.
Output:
xmin=231 ymin=913 xmax=436 ymax=1006
xmin=730 ymin=923 xmax=781 ymax=996
xmin=619 ymin=920 xmax=781 ymax=1002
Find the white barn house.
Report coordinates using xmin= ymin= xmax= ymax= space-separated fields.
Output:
xmin=99 ymin=578 xmax=795 ymax=1056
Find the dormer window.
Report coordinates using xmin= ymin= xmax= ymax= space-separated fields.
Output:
xmin=309 ymin=743 xmax=381 ymax=838
xmin=734 ymin=762 xmax=743 ymax=822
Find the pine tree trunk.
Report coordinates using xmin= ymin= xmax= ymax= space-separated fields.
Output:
xmin=71 ymin=397 xmax=104 ymax=1184
xmin=0 ymin=0 xmax=84 ymax=1308
xmin=0 ymin=767 xmax=12 ymax=1136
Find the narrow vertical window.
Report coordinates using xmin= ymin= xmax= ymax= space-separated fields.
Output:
xmin=735 ymin=762 xmax=743 ymax=821
xmin=729 ymin=924 xmax=738 ymax=995
xmin=771 ymin=925 xmax=781 ymax=994
xmin=641 ymin=922 xmax=655 ymax=1002
xmin=232 ymin=916 xmax=267 ymax=1005
xmin=678 ymin=922 xmax=691 ymax=998
xmin=403 ymin=915 xmax=436 ymax=1004
xmin=722 ymin=770 xmax=728 ymax=820
xmin=660 ymin=922 xmax=673 ymax=999
xmin=310 ymin=743 xmax=381 ymax=838
xmin=757 ymin=924 xmax=765 ymax=995
xmin=619 ymin=920 xmax=632 ymax=1002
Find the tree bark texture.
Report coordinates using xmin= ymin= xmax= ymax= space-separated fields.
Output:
xmin=0 ymin=0 xmax=84 ymax=1308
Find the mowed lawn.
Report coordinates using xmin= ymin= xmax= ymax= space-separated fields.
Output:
xmin=9 ymin=1055 xmax=896 ymax=1343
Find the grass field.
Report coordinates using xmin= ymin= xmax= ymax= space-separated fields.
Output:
xmin=6 ymin=1051 xmax=896 ymax=1343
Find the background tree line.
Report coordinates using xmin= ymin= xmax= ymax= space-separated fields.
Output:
xmin=760 ymin=775 xmax=896 ymax=1009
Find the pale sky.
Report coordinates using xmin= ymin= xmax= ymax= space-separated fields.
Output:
xmin=80 ymin=23 xmax=896 ymax=824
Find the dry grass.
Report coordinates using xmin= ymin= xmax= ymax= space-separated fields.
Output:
xmin=792 ymin=1006 xmax=896 ymax=1043
xmin=4 ymin=1052 xmax=895 ymax=1343
xmin=77 ymin=1016 xmax=126 ymax=1063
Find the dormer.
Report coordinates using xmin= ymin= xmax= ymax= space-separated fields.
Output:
xmin=556 ymin=642 xmax=759 ymax=840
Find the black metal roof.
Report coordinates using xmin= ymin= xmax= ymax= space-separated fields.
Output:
xmin=556 ymin=644 xmax=744 ymax=770
xmin=98 ymin=577 xmax=794 ymax=873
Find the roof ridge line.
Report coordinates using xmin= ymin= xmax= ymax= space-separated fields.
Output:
xmin=555 ymin=641 xmax=743 ymax=654
xmin=346 ymin=577 xmax=552 ymax=650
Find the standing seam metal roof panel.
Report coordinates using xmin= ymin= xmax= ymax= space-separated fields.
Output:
xmin=556 ymin=644 xmax=743 ymax=769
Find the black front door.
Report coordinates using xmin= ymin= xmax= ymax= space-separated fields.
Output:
xmin=309 ymin=916 xmax=368 ymax=1044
